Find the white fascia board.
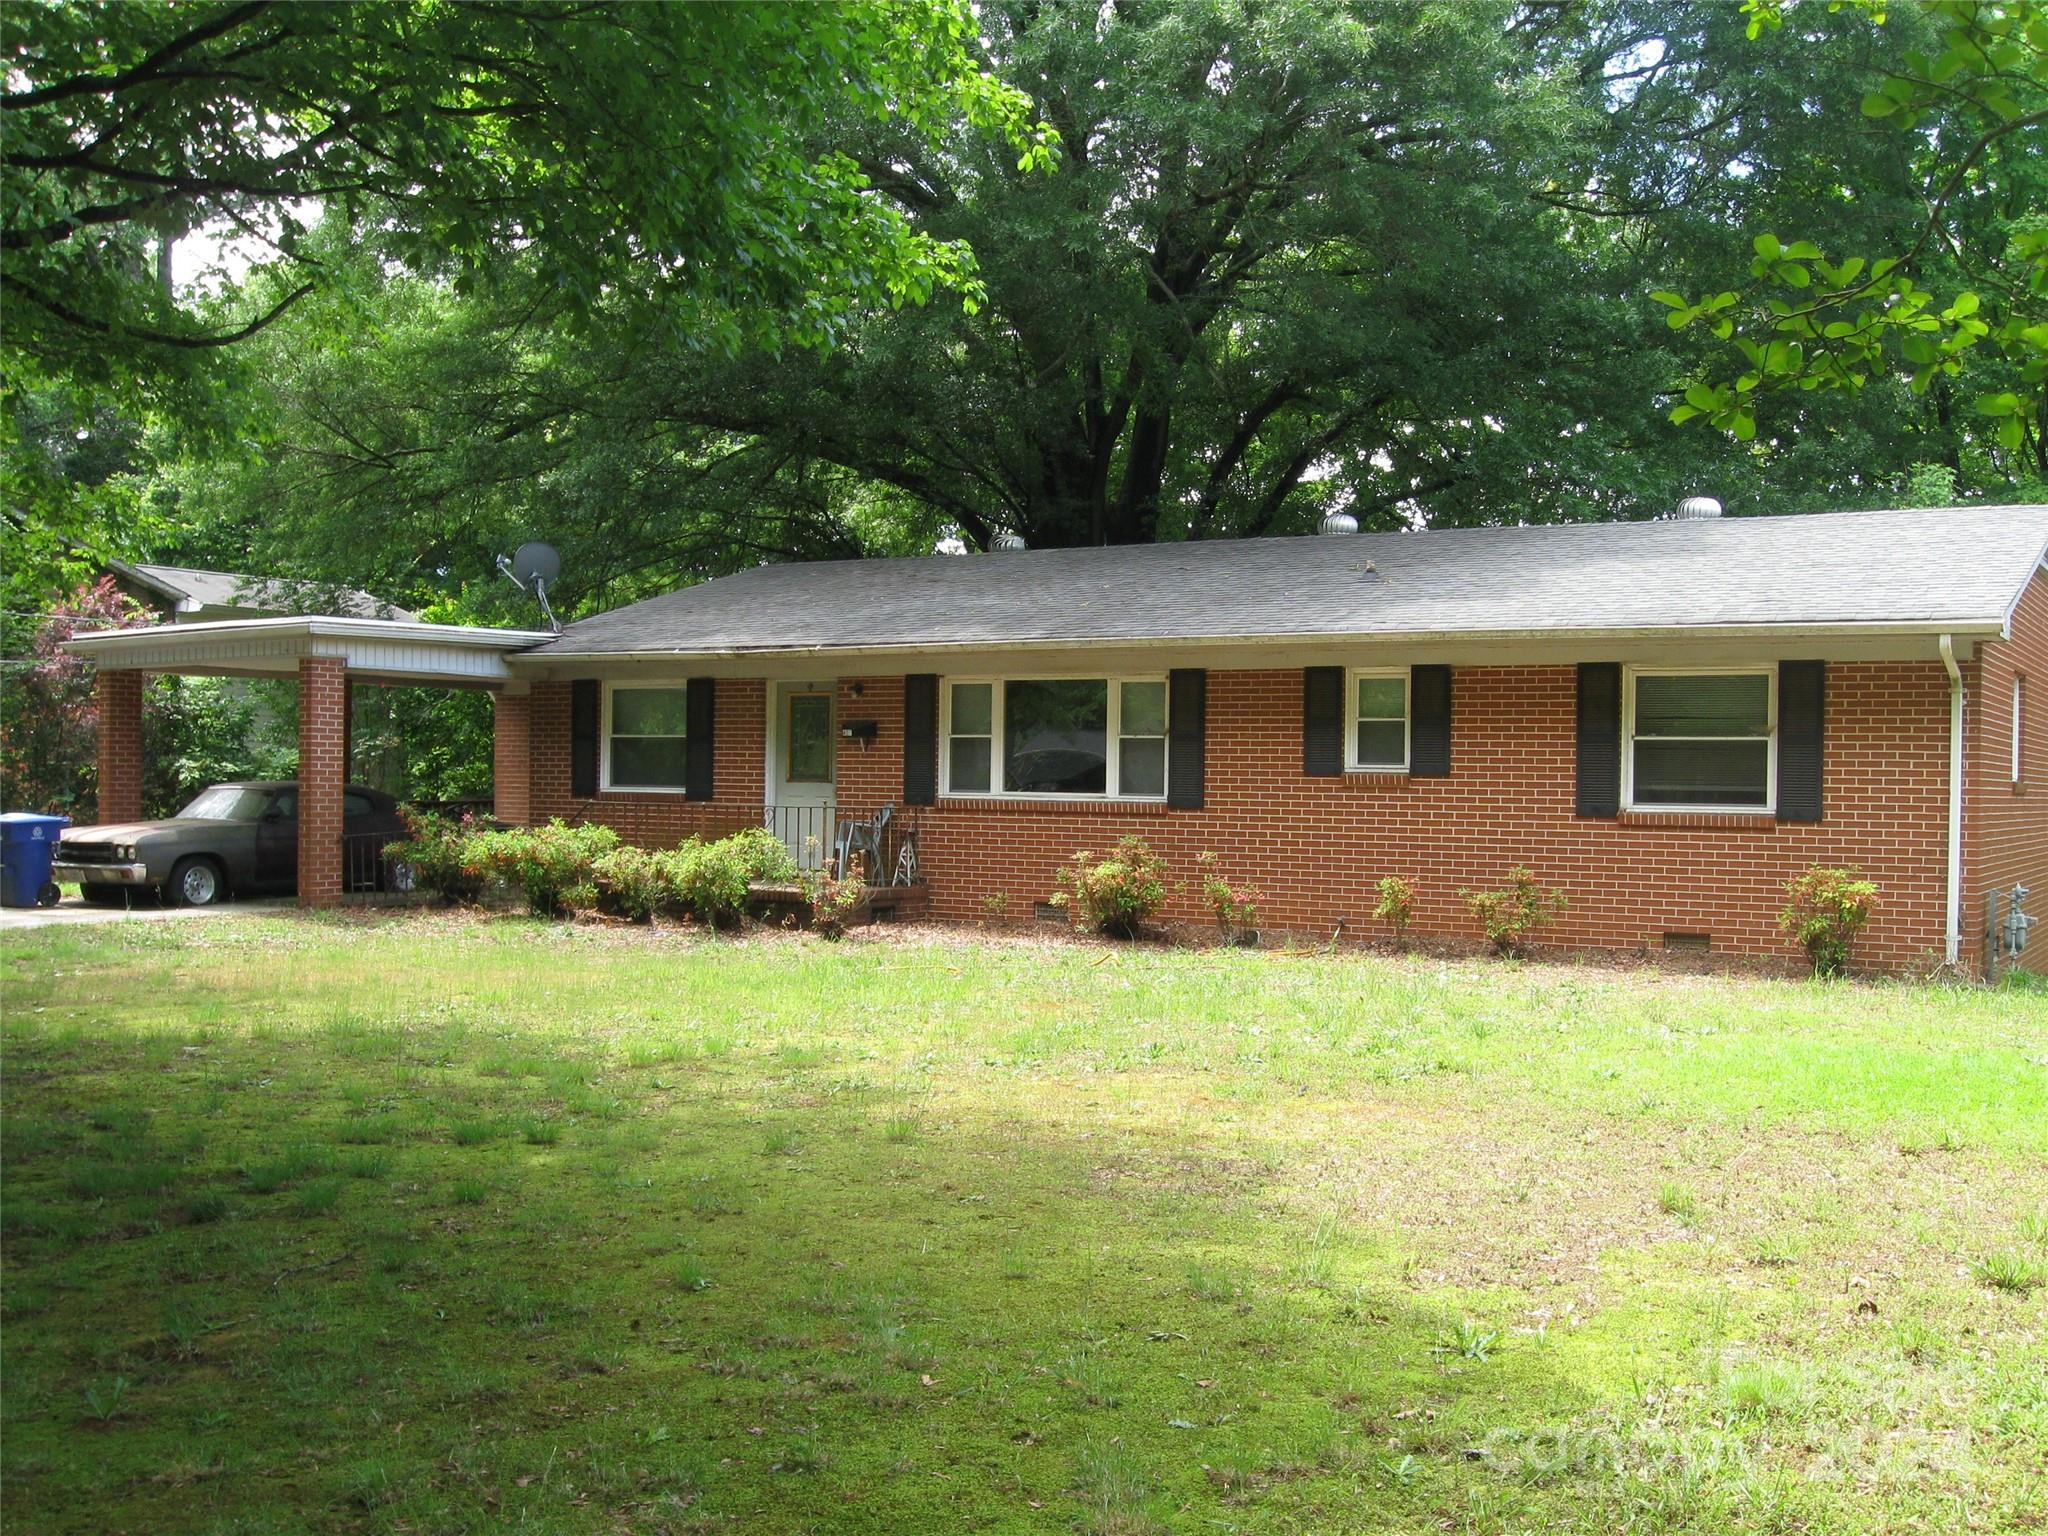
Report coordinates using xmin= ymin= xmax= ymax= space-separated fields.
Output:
xmin=1998 ymin=542 xmax=2048 ymax=635
xmin=66 ymin=616 xmax=554 ymax=657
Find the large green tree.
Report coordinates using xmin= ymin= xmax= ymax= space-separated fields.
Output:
xmin=169 ymin=0 xmax=2012 ymax=601
xmin=696 ymin=0 xmax=1690 ymax=546
xmin=1658 ymin=0 xmax=2046 ymax=487
xmin=156 ymin=225 xmax=954 ymax=620
xmin=1 ymin=0 xmax=1051 ymax=602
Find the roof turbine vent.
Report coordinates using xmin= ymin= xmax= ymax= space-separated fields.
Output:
xmin=990 ymin=532 xmax=1027 ymax=552
xmin=1318 ymin=510 xmax=1360 ymax=536
xmin=1673 ymin=495 xmax=1723 ymax=520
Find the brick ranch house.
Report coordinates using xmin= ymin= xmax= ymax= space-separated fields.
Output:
xmin=69 ymin=503 xmax=2047 ymax=974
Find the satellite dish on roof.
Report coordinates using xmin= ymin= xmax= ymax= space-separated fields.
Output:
xmin=496 ymin=540 xmax=563 ymax=632
xmin=511 ymin=541 xmax=561 ymax=586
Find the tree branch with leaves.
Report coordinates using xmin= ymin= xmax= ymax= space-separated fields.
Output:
xmin=1659 ymin=0 xmax=2046 ymax=480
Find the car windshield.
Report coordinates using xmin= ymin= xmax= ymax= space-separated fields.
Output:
xmin=178 ymin=786 xmax=275 ymax=822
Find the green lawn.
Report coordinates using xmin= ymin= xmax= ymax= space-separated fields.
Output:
xmin=3 ymin=914 xmax=2044 ymax=1534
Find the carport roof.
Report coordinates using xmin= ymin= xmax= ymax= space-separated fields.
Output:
xmin=64 ymin=615 xmax=554 ymax=686
xmin=108 ymin=561 xmax=415 ymax=621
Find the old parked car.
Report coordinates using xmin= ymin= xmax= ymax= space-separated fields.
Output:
xmin=53 ymin=781 xmax=409 ymax=907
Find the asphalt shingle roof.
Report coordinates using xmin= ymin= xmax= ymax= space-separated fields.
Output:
xmin=534 ymin=505 xmax=2048 ymax=657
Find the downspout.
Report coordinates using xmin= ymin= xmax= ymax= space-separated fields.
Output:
xmin=1939 ymin=634 xmax=1964 ymax=969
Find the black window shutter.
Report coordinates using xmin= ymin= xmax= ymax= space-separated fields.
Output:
xmin=1777 ymin=660 xmax=1825 ymax=822
xmin=1410 ymin=665 xmax=1451 ymax=778
xmin=570 ymin=680 xmax=599 ymax=798
xmin=1303 ymin=667 xmax=1344 ymax=775
xmin=903 ymin=674 xmax=938 ymax=805
xmin=1575 ymin=663 xmax=1621 ymax=817
xmin=685 ymin=678 xmax=716 ymax=799
xmin=1167 ymin=668 xmax=1207 ymax=808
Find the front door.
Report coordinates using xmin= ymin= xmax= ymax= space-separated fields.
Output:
xmin=769 ymin=682 xmax=836 ymax=867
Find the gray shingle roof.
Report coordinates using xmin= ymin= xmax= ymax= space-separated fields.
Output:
xmin=534 ymin=505 xmax=2048 ymax=657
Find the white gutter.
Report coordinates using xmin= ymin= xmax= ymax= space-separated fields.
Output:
xmin=1939 ymin=633 xmax=1965 ymax=968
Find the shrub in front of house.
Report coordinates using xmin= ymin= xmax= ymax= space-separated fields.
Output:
xmin=1779 ymin=865 xmax=1878 ymax=976
xmin=388 ymin=810 xmax=487 ymax=904
xmin=653 ymin=829 xmax=792 ymax=926
xmin=1461 ymin=865 xmax=1566 ymax=957
xmin=723 ymin=825 xmax=800 ymax=885
xmin=1051 ymin=836 xmax=1169 ymax=939
xmin=655 ymin=838 xmax=741 ymax=926
xmin=802 ymin=853 xmax=868 ymax=938
xmin=1196 ymin=851 xmax=1260 ymax=946
xmin=1373 ymin=875 xmax=1416 ymax=947
xmin=653 ymin=826 xmax=799 ymax=928
xmin=474 ymin=820 xmax=619 ymax=918
xmin=592 ymin=845 xmax=665 ymax=922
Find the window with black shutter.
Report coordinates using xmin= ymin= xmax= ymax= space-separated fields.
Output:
xmin=604 ymin=683 xmax=690 ymax=792
xmin=570 ymin=680 xmax=599 ymax=798
xmin=933 ymin=676 xmax=1168 ymax=799
xmin=1776 ymin=660 xmax=1824 ymax=822
xmin=1624 ymin=669 xmax=1772 ymax=811
xmin=1409 ymin=665 xmax=1452 ymax=778
xmin=685 ymin=678 xmax=715 ymax=799
xmin=1167 ymin=669 xmax=1206 ymax=808
xmin=903 ymin=674 xmax=939 ymax=805
xmin=1303 ymin=667 xmax=1344 ymax=775
xmin=1575 ymin=663 xmax=1621 ymax=817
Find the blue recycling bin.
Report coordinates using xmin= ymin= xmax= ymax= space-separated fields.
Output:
xmin=1 ymin=812 xmax=71 ymax=908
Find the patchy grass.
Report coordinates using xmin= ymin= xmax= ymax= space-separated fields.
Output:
xmin=2 ymin=910 xmax=2045 ymax=1534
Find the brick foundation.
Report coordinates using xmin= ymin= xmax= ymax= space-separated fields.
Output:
xmin=297 ymin=656 xmax=348 ymax=908
xmin=94 ymin=669 xmax=144 ymax=824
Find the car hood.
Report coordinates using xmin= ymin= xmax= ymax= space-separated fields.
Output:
xmin=62 ymin=819 xmax=244 ymax=844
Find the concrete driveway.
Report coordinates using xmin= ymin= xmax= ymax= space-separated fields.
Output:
xmin=0 ymin=896 xmax=293 ymax=931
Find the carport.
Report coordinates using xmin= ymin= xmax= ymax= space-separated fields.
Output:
xmin=66 ymin=617 xmax=551 ymax=906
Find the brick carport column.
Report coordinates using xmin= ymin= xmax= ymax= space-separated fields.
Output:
xmin=95 ymin=669 xmax=146 ymax=824
xmin=297 ymin=656 xmax=348 ymax=907
xmin=492 ymin=684 xmax=533 ymax=827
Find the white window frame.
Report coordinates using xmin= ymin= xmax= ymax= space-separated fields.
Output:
xmin=1346 ymin=667 xmax=1411 ymax=773
xmin=2014 ymin=674 xmax=2026 ymax=785
xmin=939 ymin=674 xmax=1169 ymax=801
xmin=601 ymin=681 xmax=690 ymax=794
xmin=1621 ymin=665 xmax=1776 ymax=815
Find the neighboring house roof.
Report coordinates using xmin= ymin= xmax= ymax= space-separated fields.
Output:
xmin=530 ymin=504 xmax=2048 ymax=659
xmin=109 ymin=561 xmax=414 ymax=622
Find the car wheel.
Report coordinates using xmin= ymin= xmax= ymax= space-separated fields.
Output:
xmin=168 ymin=856 xmax=226 ymax=908
xmin=384 ymin=858 xmax=418 ymax=895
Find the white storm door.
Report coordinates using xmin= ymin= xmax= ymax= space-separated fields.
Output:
xmin=769 ymin=681 xmax=836 ymax=867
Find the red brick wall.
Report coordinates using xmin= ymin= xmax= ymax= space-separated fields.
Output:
xmin=94 ymin=669 xmax=144 ymax=824
xmin=836 ymin=675 xmax=904 ymax=813
xmin=1965 ymin=569 xmax=2048 ymax=971
xmin=492 ymin=690 xmax=533 ymax=827
xmin=528 ymin=679 xmax=770 ymax=843
xmin=521 ymin=661 xmax=1963 ymax=971
xmin=296 ymin=656 xmax=348 ymax=907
